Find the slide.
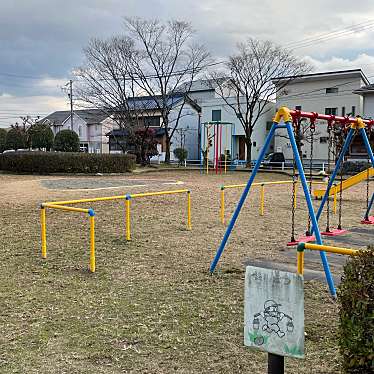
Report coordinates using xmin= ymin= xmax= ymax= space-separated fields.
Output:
xmin=313 ymin=167 xmax=374 ymax=199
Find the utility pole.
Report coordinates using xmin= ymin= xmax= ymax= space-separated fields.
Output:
xmin=69 ymin=80 xmax=73 ymax=130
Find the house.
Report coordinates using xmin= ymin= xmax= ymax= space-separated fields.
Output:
xmin=183 ymin=79 xmax=275 ymax=162
xmin=40 ymin=109 xmax=114 ymax=153
xmin=272 ymin=69 xmax=370 ymax=162
xmin=107 ymin=94 xmax=202 ymax=161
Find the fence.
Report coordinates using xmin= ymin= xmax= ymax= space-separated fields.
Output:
xmin=40 ymin=189 xmax=191 ymax=272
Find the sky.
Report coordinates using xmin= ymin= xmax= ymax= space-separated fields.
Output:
xmin=1 ymin=0 xmax=374 ymax=127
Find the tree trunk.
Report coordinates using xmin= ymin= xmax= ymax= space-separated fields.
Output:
xmin=245 ymin=136 xmax=252 ymax=168
xmin=164 ymin=135 xmax=171 ymax=164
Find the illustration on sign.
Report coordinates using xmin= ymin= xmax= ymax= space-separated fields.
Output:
xmin=244 ymin=266 xmax=304 ymax=359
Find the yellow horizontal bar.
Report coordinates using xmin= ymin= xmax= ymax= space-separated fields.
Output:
xmin=304 ymin=243 xmax=359 ymax=256
xmin=130 ymin=189 xmax=189 ymax=198
xmin=223 ymin=180 xmax=327 ymax=190
xmin=43 ymin=204 xmax=89 ymax=214
xmin=46 ymin=195 xmax=126 ymax=205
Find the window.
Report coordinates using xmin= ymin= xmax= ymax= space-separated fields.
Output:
xmin=320 ymin=137 xmax=328 ymax=144
xmin=212 ymin=110 xmax=221 ymax=122
xmin=325 ymin=108 xmax=338 ymax=115
xmin=351 ymin=106 xmax=356 ymax=116
xmin=144 ymin=116 xmax=160 ymax=127
xmin=326 ymin=87 xmax=338 ymax=94
xmin=266 ymin=121 xmax=273 ymax=131
xmin=253 ymin=141 xmax=257 ymax=147
xmin=341 ymin=107 xmax=346 ymax=116
xmin=295 ymin=105 xmax=302 ymax=111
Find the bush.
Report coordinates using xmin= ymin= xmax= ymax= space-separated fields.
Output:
xmin=0 ymin=128 xmax=7 ymax=153
xmin=173 ymin=147 xmax=188 ymax=165
xmin=0 ymin=152 xmax=136 ymax=174
xmin=5 ymin=127 xmax=27 ymax=150
xmin=54 ymin=129 xmax=80 ymax=152
xmin=28 ymin=123 xmax=54 ymax=150
xmin=338 ymin=246 xmax=374 ymax=373
xmin=341 ymin=161 xmax=371 ymax=175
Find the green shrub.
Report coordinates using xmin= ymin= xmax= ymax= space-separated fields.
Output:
xmin=54 ymin=129 xmax=80 ymax=152
xmin=0 ymin=152 xmax=136 ymax=174
xmin=0 ymin=128 xmax=7 ymax=153
xmin=28 ymin=123 xmax=54 ymax=150
xmin=173 ymin=147 xmax=188 ymax=165
xmin=338 ymin=246 xmax=374 ymax=373
xmin=5 ymin=127 xmax=27 ymax=150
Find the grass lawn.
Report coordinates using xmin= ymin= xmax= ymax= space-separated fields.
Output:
xmin=1 ymin=170 xmax=369 ymax=373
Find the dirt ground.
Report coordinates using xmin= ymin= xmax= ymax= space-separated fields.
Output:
xmin=0 ymin=170 xmax=372 ymax=373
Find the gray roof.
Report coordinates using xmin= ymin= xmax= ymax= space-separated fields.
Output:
xmin=40 ymin=109 xmax=110 ymax=126
xmin=353 ymin=83 xmax=374 ymax=95
xmin=177 ymin=79 xmax=223 ymax=93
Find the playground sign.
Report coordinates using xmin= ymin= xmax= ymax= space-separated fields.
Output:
xmin=244 ymin=266 xmax=304 ymax=359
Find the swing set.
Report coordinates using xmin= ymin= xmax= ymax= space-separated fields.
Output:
xmin=209 ymin=107 xmax=374 ymax=298
xmin=200 ymin=121 xmax=234 ymax=174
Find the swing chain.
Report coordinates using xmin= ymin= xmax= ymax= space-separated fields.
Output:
xmin=290 ymin=121 xmax=298 ymax=243
xmin=306 ymin=120 xmax=316 ymax=236
xmin=325 ymin=122 xmax=333 ymax=232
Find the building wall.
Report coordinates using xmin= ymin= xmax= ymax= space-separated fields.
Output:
xmin=168 ymin=102 xmax=200 ymax=160
xmin=199 ymin=97 xmax=275 ymax=161
xmin=362 ymin=94 xmax=374 ymax=118
xmin=274 ymin=75 xmax=366 ymax=162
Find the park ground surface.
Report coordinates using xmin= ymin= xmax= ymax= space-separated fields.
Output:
xmin=0 ymin=170 xmax=372 ymax=373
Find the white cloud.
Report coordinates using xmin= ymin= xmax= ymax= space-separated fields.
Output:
xmin=305 ymin=53 xmax=374 ymax=77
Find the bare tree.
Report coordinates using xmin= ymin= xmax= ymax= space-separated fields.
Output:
xmin=125 ymin=18 xmax=210 ymax=163
xmin=210 ymin=38 xmax=312 ymax=166
xmin=74 ymin=36 xmax=158 ymax=163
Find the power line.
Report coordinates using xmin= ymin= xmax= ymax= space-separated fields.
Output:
xmin=284 ymin=20 xmax=374 ymax=50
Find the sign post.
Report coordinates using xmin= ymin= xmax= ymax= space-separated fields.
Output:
xmin=244 ymin=266 xmax=304 ymax=373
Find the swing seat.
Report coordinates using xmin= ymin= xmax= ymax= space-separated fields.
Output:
xmin=286 ymin=235 xmax=315 ymax=246
xmin=321 ymin=228 xmax=347 ymax=236
xmin=361 ymin=216 xmax=374 ymax=224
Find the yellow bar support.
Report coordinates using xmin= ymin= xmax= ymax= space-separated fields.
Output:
xmin=41 ymin=207 xmax=47 ymax=259
xmin=220 ymin=188 xmax=225 ymax=224
xmin=130 ymin=189 xmax=189 ymax=198
xmin=303 ymin=243 xmax=359 ymax=256
xmin=126 ymin=198 xmax=131 ymax=241
xmin=47 ymin=195 xmax=126 ymax=206
xmin=297 ymin=251 xmax=304 ymax=275
xmin=187 ymin=191 xmax=192 ymax=230
xmin=89 ymin=215 xmax=95 ymax=273
xmin=43 ymin=204 xmax=89 ymax=214
xmin=260 ymin=184 xmax=265 ymax=216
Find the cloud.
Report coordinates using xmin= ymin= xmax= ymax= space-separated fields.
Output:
xmin=1 ymin=0 xmax=374 ymax=119
xmin=305 ymin=53 xmax=374 ymax=77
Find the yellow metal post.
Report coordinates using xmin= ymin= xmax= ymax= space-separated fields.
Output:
xmin=126 ymin=198 xmax=131 ymax=241
xmin=297 ymin=251 xmax=304 ymax=275
xmin=220 ymin=188 xmax=225 ymax=224
xmin=40 ymin=206 xmax=47 ymax=259
xmin=260 ymin=184 xmax=265 ymax=216
xmin=187 ymin=191 xmax=192 ymax=230
xmin=89 ymin=215 xmax=96 ymax=273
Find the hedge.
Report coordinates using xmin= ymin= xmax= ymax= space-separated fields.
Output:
xmin=0 ymin=152 xmax=136 ymax=174
xmin=338 ymin=246 xmax=374 ymax=373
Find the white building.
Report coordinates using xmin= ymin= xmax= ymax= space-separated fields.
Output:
xmin=40 ymin=109 xmax=115 ymax=153
xmin=185 ymin=80 xmax=275 ymax=162
xmin=272 ymin=69 xmax=370 ymax=161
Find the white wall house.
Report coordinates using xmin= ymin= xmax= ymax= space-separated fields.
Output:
xmin=185 ymin=79 xmax=275 ymax=162
xmin=272 ymin=69 xmax=370 ymax=162
xmin=40 ymin=109 xmax=115 ymax=153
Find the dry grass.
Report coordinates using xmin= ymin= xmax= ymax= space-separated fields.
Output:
xmin=0 ymin=170 xmax=370 ymax=373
